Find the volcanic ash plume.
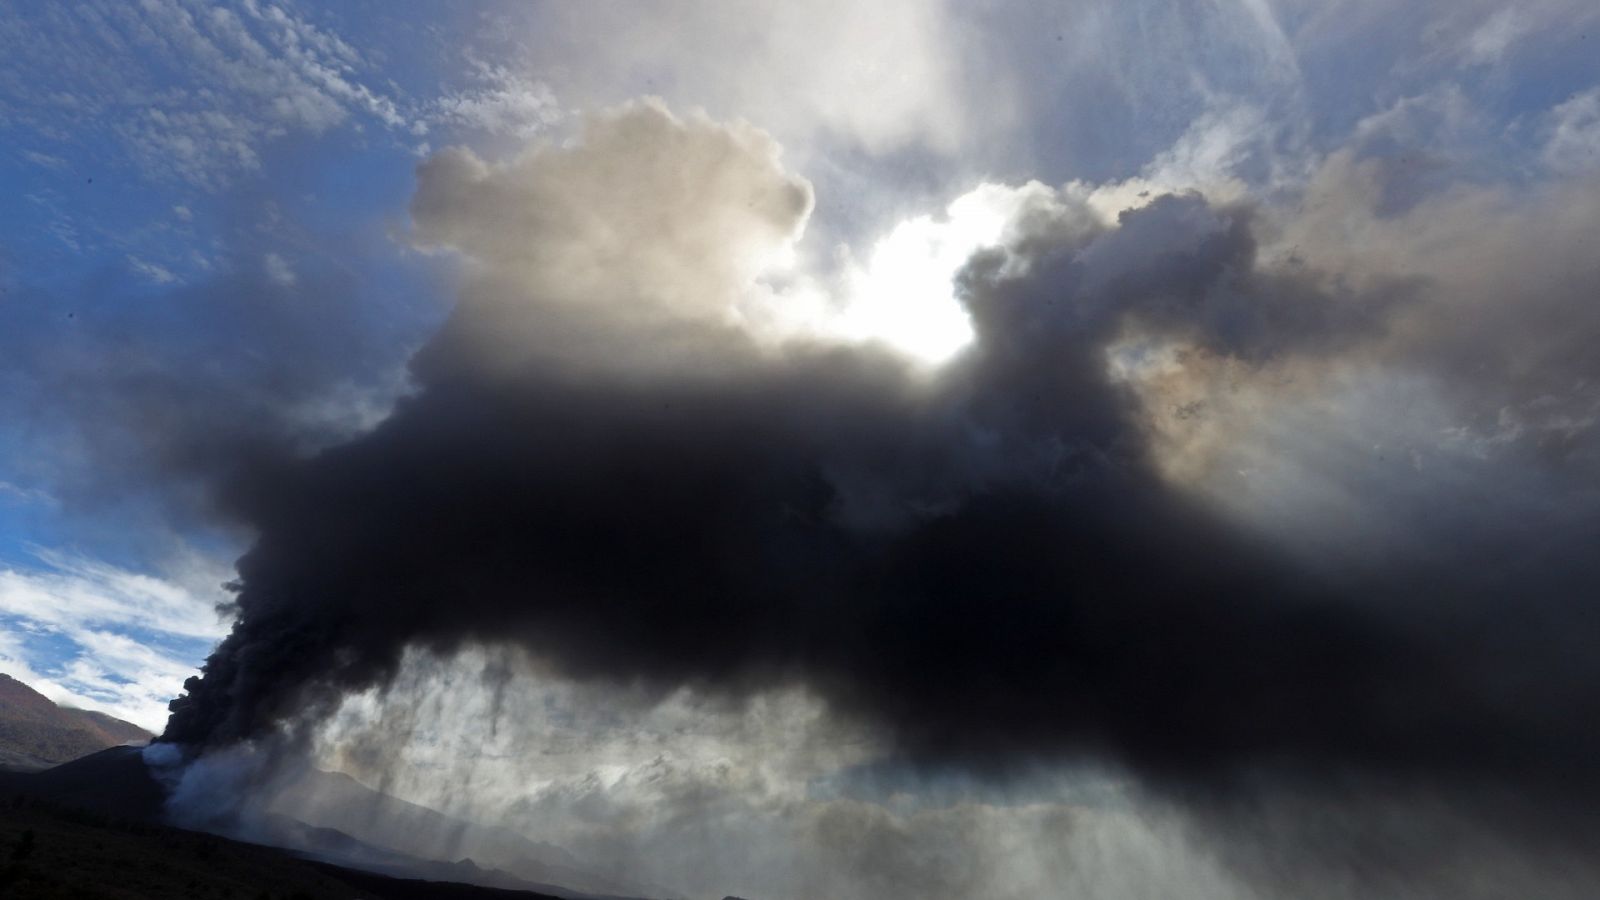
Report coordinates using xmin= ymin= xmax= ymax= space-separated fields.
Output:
xmin=163 ymin=101 xmax=1600 ymax=837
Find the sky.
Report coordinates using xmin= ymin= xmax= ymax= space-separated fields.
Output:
xmin=4 ymin=2 xmax=1600 ymax=898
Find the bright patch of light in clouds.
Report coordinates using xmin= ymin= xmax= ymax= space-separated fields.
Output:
xmin=773 ymin=183 xmax=1059 ymax=365
xmin=833 ymin=203 xmax=992 ymax=362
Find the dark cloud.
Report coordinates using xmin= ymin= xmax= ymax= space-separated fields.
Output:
xmin=0 ymin=236 xmax=423 ymax=556
xmin=157 ymin=105 xmax=1600 ymax=861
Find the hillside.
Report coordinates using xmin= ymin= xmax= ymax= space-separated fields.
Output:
xmin=0 ymin=748 xmax=660 ymax=900
xmin=0 ymin=797 xmax=570 ymax=900
xmin=0 ymin=673 xmax=153 ymax=771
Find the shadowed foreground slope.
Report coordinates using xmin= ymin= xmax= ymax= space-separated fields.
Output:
xmin=0 ymin=796 xmax=570 ymax=900
xmin=0 ymin=749 xmax=658 ymax=900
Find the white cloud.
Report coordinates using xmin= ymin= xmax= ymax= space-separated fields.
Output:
xmin=1288 ymin=0 xmax=1597 ymax=59
xmin=410 ymin=100 xmax=814 ymax=376
xmin=1545 ymin=87 xmax=1600 ymax=174
xmin=263 ymin=251 xmax=295 ymax=286
xmin=127 ymin=255 xmax=178 ymax=284
xmin=428 ymin=64 xmax=563 ymax=139
xmin=299 ymin=647 xmax=1248 ymax=900
xmin=0 ymin=0 xmax=412 ymax=190
xmin=511 ymin=0 xmax=984 ymax=157
xmin=0 ymin=547 xmax=234 ymax=731
xmin=0 ymin=481 xmax=53 ymax=506
xmin=21 ymin=149 xmax=68 ymax=170
xmin=28 ymin=631 xmax=201 ymax=732
xmin=24 ymin=189 xmax=82 ymax=252
xmin=0 ymin=547 xmax=232 ymax=642
xmin=1140 ymin=103 xmax=1274 ymax=200
xmin=283 ymin=367 xmax=412 ymax=446
xmin=1459 ymin=8 xmax=1535 ymax=65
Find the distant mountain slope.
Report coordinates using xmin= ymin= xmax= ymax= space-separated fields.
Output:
xmin=0 ymin=672 xmax=152 ymax=770
xmin=64 ymin=705 xmax=153 ymax=745
xmin=269 ymin=767 xmax=659 ymax=898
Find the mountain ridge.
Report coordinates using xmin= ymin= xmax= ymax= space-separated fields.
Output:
xmin=0 ymin=671 xmax=153 ymax=771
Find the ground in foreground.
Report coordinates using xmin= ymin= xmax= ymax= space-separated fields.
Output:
xmin=0 ymin=796 xmax=565 ymax=900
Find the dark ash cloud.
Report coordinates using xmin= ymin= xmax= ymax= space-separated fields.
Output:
xmin=160 ymin=103 xmax=1600 ymax=881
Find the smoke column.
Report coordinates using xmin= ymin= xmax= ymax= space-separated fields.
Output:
xmin=162 ymin=101 xmax=1600 ymax=826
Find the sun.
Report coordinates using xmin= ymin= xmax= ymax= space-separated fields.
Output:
xmin=830 ymin=183 xmax=1042 ymax=365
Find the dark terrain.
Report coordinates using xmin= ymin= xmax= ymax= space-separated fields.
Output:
xmin=0 ymin=796 xmax=567 ymax=900
xmin=0 ymin=748 xmax=656 ymax=900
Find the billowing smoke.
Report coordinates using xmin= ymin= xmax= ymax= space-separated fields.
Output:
xmin=159 ymin=99 xmax=1600 ymax=879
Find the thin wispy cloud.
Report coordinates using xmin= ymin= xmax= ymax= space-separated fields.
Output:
xmin=0 ymin=0 xmax=408 ymax=190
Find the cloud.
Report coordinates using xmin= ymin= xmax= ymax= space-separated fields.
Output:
xmin=0 ymin=0 xmax=410 ymax=189
xmin=0 ymin=548 xmax=228 ymax=641
xmin=128 ymin=255 xmax=179 ymax=284
xmin=164 ymin=97 xmax=1589 ymax=786
xmin=0 ymin=481 xmax=53 ymax=506
xmin=282 ymin=644 xmax=1600 ymax=900
xmin=500 ymin=0 xmax=987 ymax=157
xmin=426 ymin=63 xmax=564 ymax=139
xmin=232 ymin=648 xmax=1251 ymax=900
xmin=409 ymin=99 xmax=814 ymax=376
xmin=0 ymin=546 xmax=231 ymax=730
xmin=1429 ymin=1 xmax=1600 ymax=66
xmin=1545 ymin=87 xmax=1600 ymax=174
xmin=21 ymin=150 xmax=68 ymax=170
xmin=0 ymin=229 xmax=417 ymax=535
xmin=262 ymin=251 xmax=295 ymax=287
xmin=133 ymin=94 xmax=1600 ymax=900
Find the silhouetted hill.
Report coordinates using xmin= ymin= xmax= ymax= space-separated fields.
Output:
xmin=0 ymin=673 xmax=152 ymax=771
xmin=0 ymin=795 xmax=569 ymax=900
xmin=0 ymin=745 xmax=166 ymax=821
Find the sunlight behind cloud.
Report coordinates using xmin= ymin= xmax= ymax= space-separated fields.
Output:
xmin=814 ymin=183 xmax=1059 ymax=364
